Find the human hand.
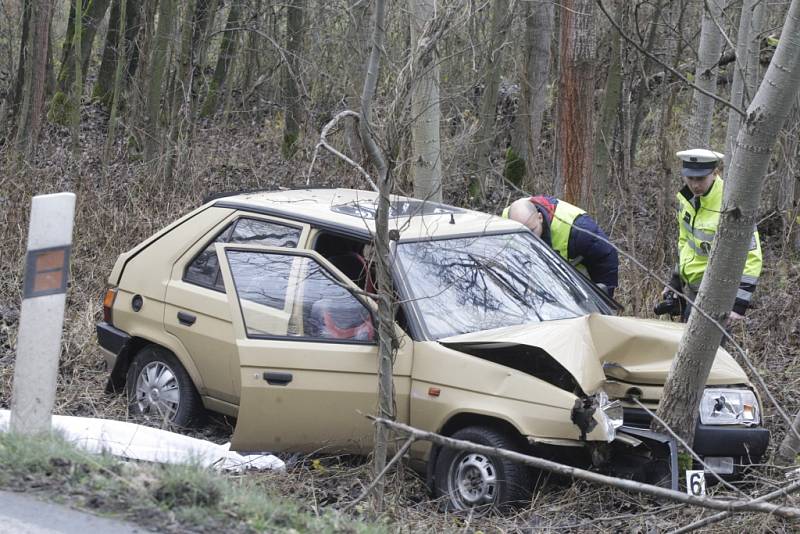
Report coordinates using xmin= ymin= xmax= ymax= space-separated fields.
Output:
xmin=725 ymin=311 xmax=745 ymax=327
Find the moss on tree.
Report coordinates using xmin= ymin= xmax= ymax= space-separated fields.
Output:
xmin=504 ymin=147 xmax=526 ymax=186
xmin=47 ymin=91 xmax=73 ymax=125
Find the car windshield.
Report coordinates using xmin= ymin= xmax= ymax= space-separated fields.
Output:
xmin=395 ymin=232 xmax=613 ymax=339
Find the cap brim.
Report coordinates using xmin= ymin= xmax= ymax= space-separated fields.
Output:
xmin=681 ymin=167 xmax=714 ymax=177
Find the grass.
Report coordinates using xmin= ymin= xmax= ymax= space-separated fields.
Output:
xmin=0 ymin=431 xmax=386 ymax=533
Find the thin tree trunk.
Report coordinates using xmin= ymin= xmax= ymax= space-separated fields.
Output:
xmin=281 ymin=0 xmax=305 ymax=158
xmin=518 ymin=0 xmax=553 ymax=191
xmin=95 ymin=0 xmax=141 ymax=107
xmin=592 ymin=0 xmax=622 ymax=221
xmin=343 ymin=0 xmax=371 ymax=161
xmin=656 ymin=0 xmax=800 ymax=446
xmin=143 ymin=0 xmax=176 ymax=162
xmin=409 ymin=0 xmax=442 ymax=202
xmin=104 ymin=0 xmax=128 ymax=163
xmin=554 ymin=0 xmax=596 ymax=206
xmin=1 ymin=0 xmax=31 ymax=137
xmin=71 ymin=0 xmax=82 ymax=158
xmin=724 ymin=0 xmax=762 ymax=167
xmin=15 ymin=0 xmax=53 ymax=159
xmin=200 ymin=0 xmax=241 ymax=118
xmin=469 ymin=0 xmax=512 ymax=201
xmin=56 ymin=0 xmax=112 ymax=95
xmin=685 ymin=0 xmax=724 ymax=148
xmin=165 ymin=0 xmax=197 ymax=181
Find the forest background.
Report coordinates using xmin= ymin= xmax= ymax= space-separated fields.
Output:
xmin=1 ymin=0 xmax=800 ymax=531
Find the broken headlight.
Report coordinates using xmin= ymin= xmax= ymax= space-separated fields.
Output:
xmin=596 ymin=391 xmax=624 ymax=441
xmin=699 ymin=388 xmax=760 ymax=426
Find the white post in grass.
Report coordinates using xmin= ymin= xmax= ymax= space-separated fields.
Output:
xmin=10 ymin=193 xmax=76 ymax=434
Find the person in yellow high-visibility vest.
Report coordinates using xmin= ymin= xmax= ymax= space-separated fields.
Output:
xmin=503 ymin=195 xmax=619 ymax=296
xmin=664 ymin=148 xmax=762 ymax=324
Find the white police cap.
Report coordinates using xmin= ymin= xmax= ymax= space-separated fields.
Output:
xmin=676 ymin=148 xmax=724 ymax=177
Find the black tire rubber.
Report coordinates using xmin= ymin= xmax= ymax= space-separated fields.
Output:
xmin=434 ymin=425 xmax=533 ymax=513
xmin=126 ymin=345 xmax=205 ymax=428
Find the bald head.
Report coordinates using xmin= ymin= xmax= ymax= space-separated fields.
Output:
xmin=508 ymin=198 xmax=544 ymax=237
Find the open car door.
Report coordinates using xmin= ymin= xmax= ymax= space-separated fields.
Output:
xmin=216 ymin=243 xmax=410 ymax=454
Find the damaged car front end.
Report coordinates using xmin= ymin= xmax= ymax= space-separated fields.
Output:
xmin=396 ymin=231 xmax=766 ymax=496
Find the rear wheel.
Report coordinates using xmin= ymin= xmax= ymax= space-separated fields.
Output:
xmin=434 ymin=426 xmax=532 ymax=514
xmin=126 ymin=345 xmax=204 ymax=428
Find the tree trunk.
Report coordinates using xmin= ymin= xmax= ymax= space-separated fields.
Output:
xmin=165 ymin=0 xmax=197 ymax=181
xmin=513 ymin=0 xmax=553 ymax=191
xmin=592 ymin=0 xmax=622 ymax=221
xmin=2 ymin=0 xmax=32 ymax=137
xmin=14 ymin=0 xmax=53 ymax=159
xmin=409 ymin=0 xmax=443 ymax=202
xmin=469 ymin=0 xmax=512 ymax=201
xmin=724 ymin=0 xmax=763 ymax=167
xmin=343 ymin=0 xmax=371 ymax=162
xmin=143 ymin=0 xmax=176 ymax=162
xmin=71 ymin=0 xmax=83 ymax=158
xmin=281 ymin=0 xmax=305 ymax=158
xmin=685 ymin=0 xmax=724 ymax=148
xmin=200 ymin=0 xmax=242 ymax=118
xmin=95 ymin=0 xmax=142 ymax=107
xmin=554 ymin=0 xmax=596 ymax=206
xmin=56 ymin=0 xmax=112 ymax=95
xmin=656 ymin=0 xmax=800 ymax=446
xmin=104 ymin=0 xmax=128 ymax=162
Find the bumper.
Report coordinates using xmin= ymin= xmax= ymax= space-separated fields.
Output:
xmin=623 ymin=408 xmax=769 ymax=464
xmin=96 ymin=321 xmax=130 ymax=371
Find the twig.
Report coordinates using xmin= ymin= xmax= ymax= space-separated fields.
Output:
xmin=307 ymin=110 xmax=378 ymax=192
xmin=670 ymin=479 xmax=800 ymax=533
xmin=596 ymin=0 xmax=746 ymax=118
xmin=340 ymin=435 xmax=415 ymax=512
xmin=375 ymin=417 xmax=800 ymax=519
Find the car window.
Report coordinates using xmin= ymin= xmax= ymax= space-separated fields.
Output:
xmin=184 ymin=218 xmax=300 ymax=290
xmin=226 ymin=249 xmax=375 ymax=342
xmin=396 ymin=232 xmax=613 ymax=339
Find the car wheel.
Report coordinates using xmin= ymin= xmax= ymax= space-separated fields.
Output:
xmin=434 ymin=426 xmax=532 ymax=514
xmin=126 ymin=345 xmax=204 ymax=428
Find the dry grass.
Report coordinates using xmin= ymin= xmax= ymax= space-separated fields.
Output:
xmin=2 ymin=105 xmax=800 ymax=532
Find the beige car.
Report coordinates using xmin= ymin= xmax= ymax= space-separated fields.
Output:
xmin=97 ymin=189 xmax=768 ymax=511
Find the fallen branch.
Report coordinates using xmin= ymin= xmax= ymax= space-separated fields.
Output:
xmin=374 ymin=417 xmax=800 ymax=519
xmin=669 ymin=479 xmax=800 ymax=533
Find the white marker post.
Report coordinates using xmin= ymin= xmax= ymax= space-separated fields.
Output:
xmin=10 ymin=193 xmax=76 ymax=434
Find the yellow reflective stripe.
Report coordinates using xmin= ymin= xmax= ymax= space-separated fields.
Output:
xmin=680 ymin=218 xmax=715 ymax=242
xmin=741 ymin=274 xmax=758 ymax=285
xmin=685 ymin=239 xmax=708 ymax=257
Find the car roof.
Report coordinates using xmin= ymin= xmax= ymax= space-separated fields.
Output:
xmin=211 ymin=188 xmax=524 ymax=241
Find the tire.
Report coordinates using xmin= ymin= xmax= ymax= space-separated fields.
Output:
xmin=126 ymin=345 xmax=204 ymax=428
xmin=434 ymin=426 xmax=532 ymax=514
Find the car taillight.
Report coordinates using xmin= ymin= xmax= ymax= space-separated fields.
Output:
xmin=103 ymin=288 xmax=118 ymax=324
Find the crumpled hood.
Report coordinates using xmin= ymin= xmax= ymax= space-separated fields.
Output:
xmin=439 ymin=314 xmax=748 ymax=394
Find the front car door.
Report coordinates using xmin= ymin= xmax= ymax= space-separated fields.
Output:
xmin=217 ymin=244 xmax=411 ymax=454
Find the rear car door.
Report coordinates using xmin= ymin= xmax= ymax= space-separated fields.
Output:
xmin=164 ymin=215 xmax=309 ymax=405
xmin=217 ymin=244 xmax=411 ymax=454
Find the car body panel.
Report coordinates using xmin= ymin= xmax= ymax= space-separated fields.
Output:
xmin=439 ymin=314 xmax=749 ymax=397
xmin=216 ymin=244 xmax=413 ymax=453
xmin=164 ymin=213 xmax=311 ymax=403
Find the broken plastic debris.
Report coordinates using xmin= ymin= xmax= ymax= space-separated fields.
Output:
xmin=0 ymin=410 xmax=284 ymax=472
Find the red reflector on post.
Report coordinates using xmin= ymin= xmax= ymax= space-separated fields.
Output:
xmin=103 ymin=288 xmax=117 ymax=324
xmin=428 ymin=387 xmax=441 ymax=397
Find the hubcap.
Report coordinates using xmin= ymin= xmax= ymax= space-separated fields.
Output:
xmin=448 ymin=452 xmax=498 ymax=509
xmin=134 ymin=361 xmax=180 ymax=421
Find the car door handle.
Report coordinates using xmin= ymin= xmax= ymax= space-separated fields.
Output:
xmin=177 ymin=311 xmax=196 ymax=326
xmin=263 ymin=372 xmax=293 ymax=386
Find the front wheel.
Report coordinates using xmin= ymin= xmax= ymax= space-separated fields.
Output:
xmin=126 ymin=345 xmax=204 ymax=428
xmin=434 ymin=426 xmax=532 ymax=513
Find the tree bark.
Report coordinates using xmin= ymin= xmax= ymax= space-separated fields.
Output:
xmin=95 ymin=0 xmax=142 ymax=107
xmin=685 ymin=0 xmax=724 ymax=148
xmin=469 ymin=0 xmax=512 ymax=201
xmin=554 ymin=0 xmax=596 ymax=206
xmin=724 ymin=0 xmax=764 ymax=167
xmin=143 ymin=0 xmax=176 ymax=162
xmin=656 ymin=0 xmax=800 ymax=446
xmin=14 ymin=0 xmax=53 ymax=159
xmin=592 ymin=0 xmax=622 ymax=220
xmin=71 ymin=0 xmax=83 ymax=158
xmin=281 ymin=0 xmax=305 ymax=158
xmin=2 ymin=0 xmax=32 ymax=137
xmin=200 ymin=0 xmax=242 ymax=118
xmin=515 ymin=0 xmax=554 ymax=191
xmin=104 ymin=0 xmax=128 ymax=163
xmin=56 ymin=0 xmax=112 ymax=96
xmin=409 ymin=0 xmax=443 ymax=202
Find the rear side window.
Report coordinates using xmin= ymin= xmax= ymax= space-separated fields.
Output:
xmin=184 ymin=218 xmax=300 ymax=290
